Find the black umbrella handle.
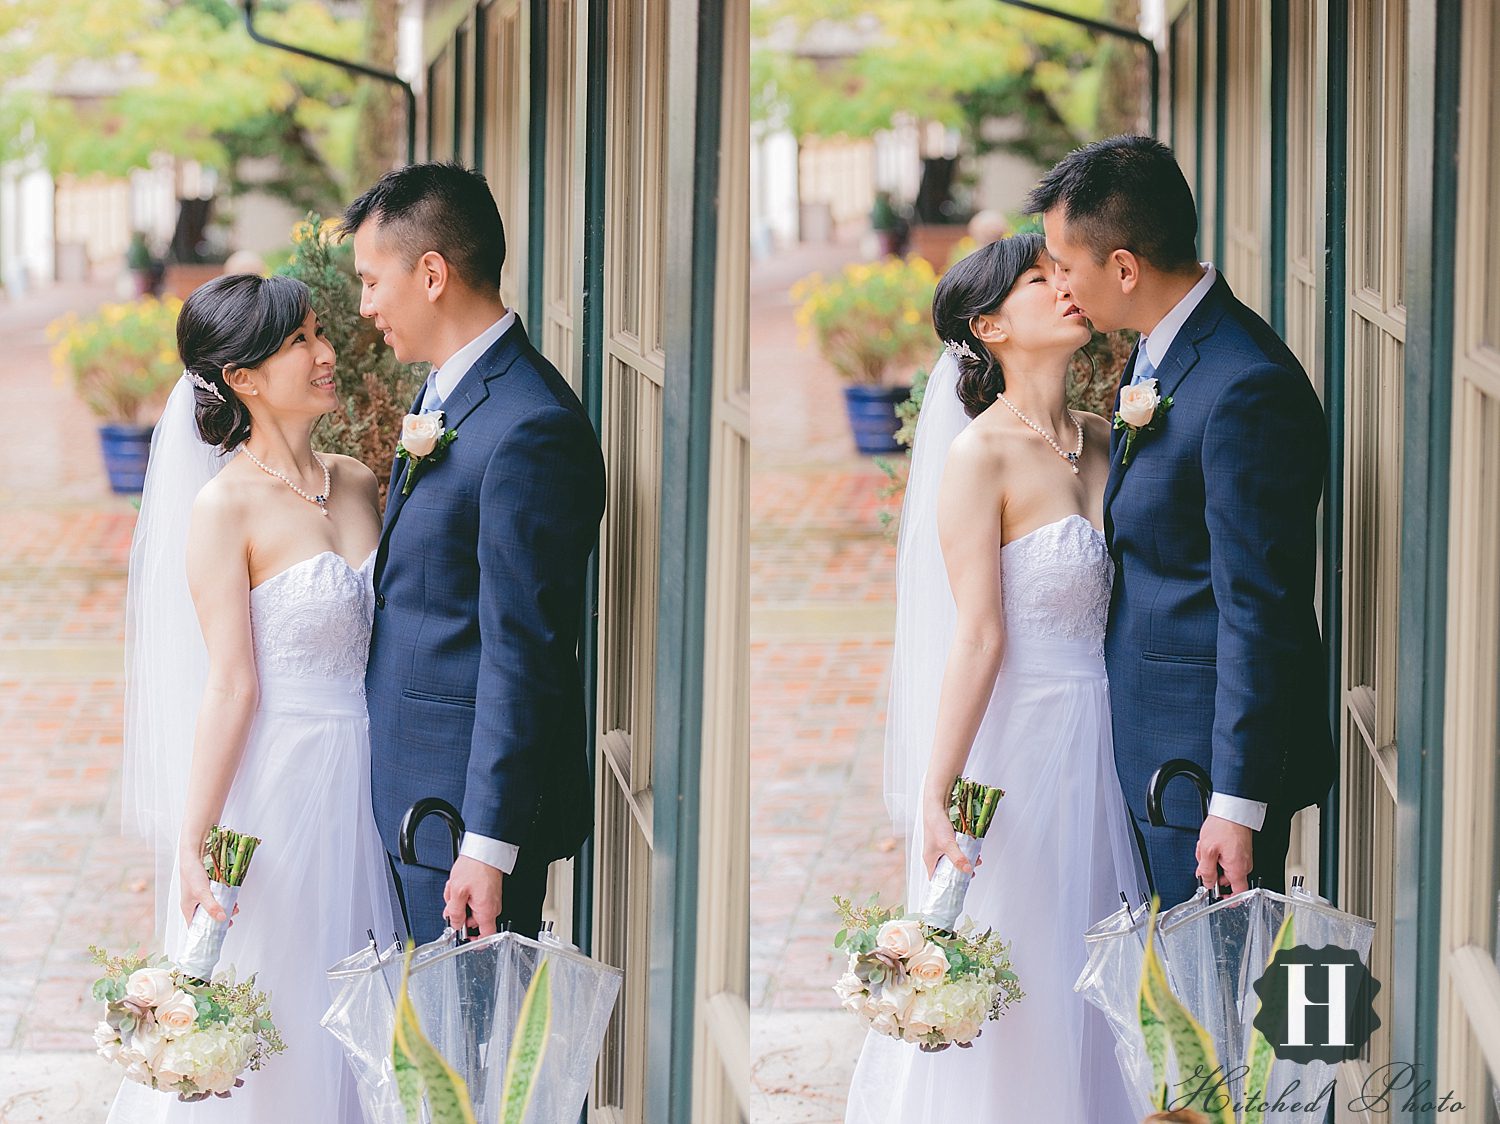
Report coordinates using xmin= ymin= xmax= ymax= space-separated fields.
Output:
xmin=1146 ymin=758 xmax=1213 ymax=828
xmin=398 ymin=797 xmax=466 ymax=866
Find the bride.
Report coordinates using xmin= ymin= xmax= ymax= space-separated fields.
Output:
xmin=109 ymin=273 xmax=394 ymax=1122
xmin=845 ymin=234 xmax=1143 ymax=1122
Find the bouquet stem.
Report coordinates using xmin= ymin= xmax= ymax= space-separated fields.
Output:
xmin=920 ymin=833 xmax=985 ymax=931
xmin=180 ymin=881 xmax=240 ymax=984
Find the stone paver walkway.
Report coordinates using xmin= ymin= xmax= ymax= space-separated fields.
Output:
xmin=749 ymin=241 xmax=906 ymax=1123
xmin=0 ymin=280 xmax=152 ymax=1121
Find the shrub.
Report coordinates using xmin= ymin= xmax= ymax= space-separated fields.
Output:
xmin=48 ymin=296 xmax=184 ymax=425
xmin=791 ymin=256 xmax=939 ymax=386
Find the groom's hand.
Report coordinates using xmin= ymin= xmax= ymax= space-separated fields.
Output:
xmin=1195 ymin=815 xmax=1254 ymax=894
xmin=443 ymin=855 xmax=504 ymax=938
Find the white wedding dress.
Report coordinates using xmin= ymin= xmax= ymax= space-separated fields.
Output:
xmin=108 ymin=549 xmax=395 ymax=1123
xmin=846 ymin=513 xmax=1144 ymax=1124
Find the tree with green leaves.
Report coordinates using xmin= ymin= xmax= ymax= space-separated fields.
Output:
xmin=0 ymin=0 xmax=399 ymax=215
xmin=752 ymin=0 xmax=1146 ymax=167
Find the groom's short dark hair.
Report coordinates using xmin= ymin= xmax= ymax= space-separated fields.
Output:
xmin=339 ymin=162 xmax=506 ymax=293
xmin=1025 ymin=135 xmax=1198 ymax=272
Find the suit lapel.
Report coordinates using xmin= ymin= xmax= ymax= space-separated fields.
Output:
xmin=376 ymin=318 xmax=532 ymax=562
xmin=1102 ymin=277 xmax=1232 ymax=527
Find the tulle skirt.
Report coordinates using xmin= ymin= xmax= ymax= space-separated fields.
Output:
xmin=846 ymin=638 xmax=1144 ymax=1124
xmin=107 ymin=676 xmax=395 ymax=1124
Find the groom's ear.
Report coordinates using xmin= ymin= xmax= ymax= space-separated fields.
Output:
xmin=1111 ymin=248 xmax=1142 ymax=295
xmin=419 ymin=250 xmax=450 ymax=304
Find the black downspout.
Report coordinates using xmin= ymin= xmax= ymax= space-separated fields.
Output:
xmin=242 ymin=0 xmax=417 ymax=166
xmin=996 ymin=0 xmax=1160 ymax=137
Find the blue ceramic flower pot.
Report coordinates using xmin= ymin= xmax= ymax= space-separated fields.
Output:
xmin=843 ymin=385 xmax=911 ymax=455
xmin=98 ymin=423 xmax=154 ymax=494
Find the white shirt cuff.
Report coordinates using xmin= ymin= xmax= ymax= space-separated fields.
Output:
xmin=459 ymin=831 xmax=519 ymax=875
xmin=1208 ymin=793 xmax=1268 ymax=832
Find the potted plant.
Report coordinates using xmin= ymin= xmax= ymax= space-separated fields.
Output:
xmin=870 ymin=191 xmax=909 ymax=257
xmin=791 ymin=255 xmax=939 ymax=455
xmin=48 ymin=296 xmax=184 ymax=493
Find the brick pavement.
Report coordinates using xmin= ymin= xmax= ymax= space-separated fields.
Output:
xmin=749 ymin=241 xmax=909 ymax=1123
xmin=0 ymin=280 xmax=150 ymax=1121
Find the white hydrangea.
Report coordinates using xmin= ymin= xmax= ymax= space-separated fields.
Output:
xmin=156 ymin=1023 xmax=254 ymax=1095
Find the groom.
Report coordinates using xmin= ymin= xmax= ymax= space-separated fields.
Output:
xmin=1027 ymin=136 xmax=1334 ymax=906
xmin=345 ymin=162 xmax=606 ymax=943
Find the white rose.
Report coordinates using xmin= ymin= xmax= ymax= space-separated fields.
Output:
xmin=879 ymin=981 xmax=916 ymax=1021
xmin=124 ymin=967 xmax=174 ymax=1009
xmin=869 ymin=1011 xmax=901 ymax=1038
xmin=1118 ymin=379 xmax=1161 ymax=428
xmin=121 ymin=1058 xmax=154 ymax=1087
xmin=401 ymin=411 xmax=445 ymax=457
xmin=94 ymin=1021 xmax=123 ymax=1063
xmin=905 ymin=942 xmax=951 ymax=989
xmin=127 ymin=1021 xmax=168 ymax=1068
xmin=832 ymin=971 xmax=864 ymax=1003
xmin=155 ymin=990 xmax=199 ymax=1037
xmin=874 ymin=918 xmax=925 ymax=959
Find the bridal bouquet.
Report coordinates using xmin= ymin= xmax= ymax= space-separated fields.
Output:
xmin=831 ymin=896 xmax=1022 ymax=1051
xmin=89 ymin=826 xmax=284 ymax=1099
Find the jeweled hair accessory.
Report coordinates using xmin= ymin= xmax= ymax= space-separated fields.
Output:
xmin=182 ymin=368 xmax=226 ymax=402
xmin=943 ymin=338 xmax=981 ymax=363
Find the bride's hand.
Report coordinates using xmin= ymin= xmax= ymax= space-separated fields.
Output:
xmin=921 ymin=797 xmax=977 ymax=879
xmin=178 ymin=850 xmax=229 ymax=926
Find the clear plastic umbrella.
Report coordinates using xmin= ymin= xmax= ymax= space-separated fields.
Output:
xmin=1074 ymin=893 xmax=1157 ymax=1123
xmin=323 ymin=925 xmax=623 ymax=1124
xmin=1156 ymin=881 xmax=1375 ymax=1122
xmin=1078 ymin=759 xmax=1378 ymax=1123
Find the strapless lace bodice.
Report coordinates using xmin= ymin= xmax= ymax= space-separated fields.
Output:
xmin=249 ymin=550 xmax=376 ymax=684
xmin=1000 ymin=514 xmax=1112 ymax=655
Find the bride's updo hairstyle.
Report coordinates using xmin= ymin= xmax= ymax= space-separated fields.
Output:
xmin=931 ymin=232 xmax=1047 ymax=418
xmin=177 ymin=273 xmax=312 ymax=451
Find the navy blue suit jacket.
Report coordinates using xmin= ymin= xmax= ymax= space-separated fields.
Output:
xmin=365 ymin=318 xmax=605 ymax=871
xmin=1103 ymin=276 xmax=1334 ymax=833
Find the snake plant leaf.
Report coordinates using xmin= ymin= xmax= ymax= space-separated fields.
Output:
xmin=1244 ymin=911 xmax=1296 ymax=1106
xmin=1141 ymin=899 xmax=1235 ymax=1124
xmin=499 ymin=959 xmax=553 ymax=1124
xmin=1140 ymin=981 xmax=1170 ymax=1109
xmin=391 ymin=946 xmax=478 ymax=1124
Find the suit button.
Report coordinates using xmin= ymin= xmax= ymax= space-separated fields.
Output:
xmin=376 ymin=594 xmax=386 ymax=610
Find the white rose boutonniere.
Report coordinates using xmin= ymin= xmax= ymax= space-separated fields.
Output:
xmin=1112 ymin=377 xmax=1173 ymax=466
xmin=396 ymin=410 xmax=458 ymax=495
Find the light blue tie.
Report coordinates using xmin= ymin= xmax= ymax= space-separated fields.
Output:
xmin=421 ymin=370 xmax=444 ymax=414
xmin=1130 ymin=339 xmax=1157 ymax=386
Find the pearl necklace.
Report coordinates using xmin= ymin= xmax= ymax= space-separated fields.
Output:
xmin=995 ymin=393 xmax=1084 ymax=474
xmin=240 ymin=447 xmax=332 ymax=516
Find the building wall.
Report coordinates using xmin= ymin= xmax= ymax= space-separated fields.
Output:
xmin=1436 ymin=0 xmax=1500 ymax=1107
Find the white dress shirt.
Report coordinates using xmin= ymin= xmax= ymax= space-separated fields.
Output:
xmin=1136 ymin=264 xmax=1268 ymax=834
xmin=1139 ymin=262 xmax=1217 ymax=371
xmin=421 ymin=308 xmax=517 ymax=413
xmin=421 ymin=309 xmax=523 ymax=875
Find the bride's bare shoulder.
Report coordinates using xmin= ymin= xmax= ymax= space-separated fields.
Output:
xmin=320 ymin=452 xmax=379 ymax=504
xmin=189 ymin=459 xmax=257 ymax=528
xmin=946 ymin=407 xmax=1017 ymax=469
